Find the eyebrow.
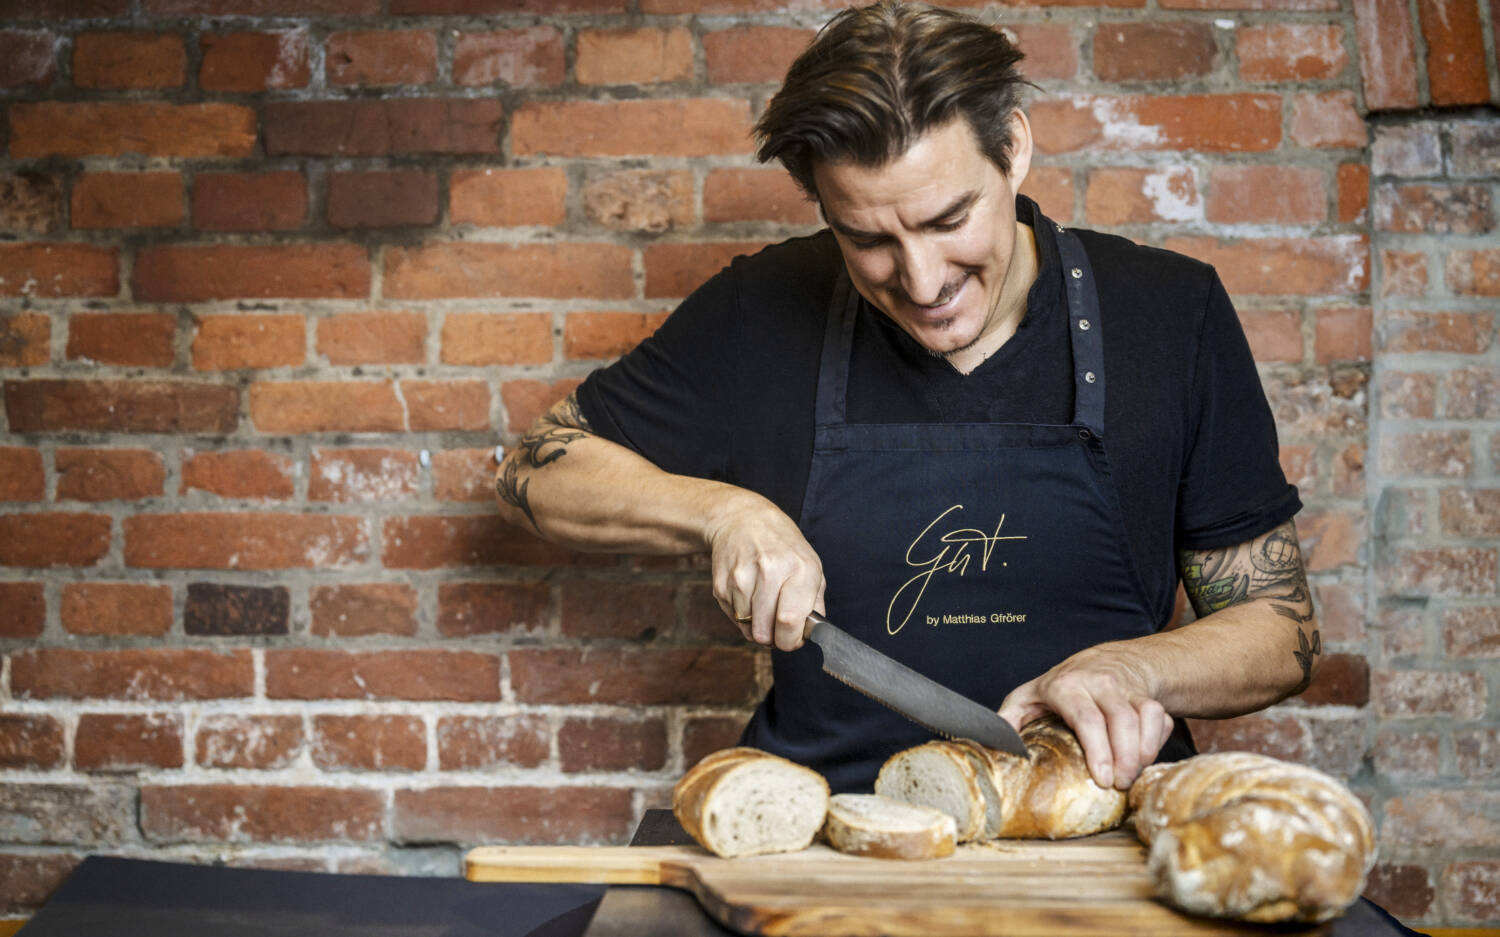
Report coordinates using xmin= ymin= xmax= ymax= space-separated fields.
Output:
xmin=826 ymin=191 xmax=980 ymax=240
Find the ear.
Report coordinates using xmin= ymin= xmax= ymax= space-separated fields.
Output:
xmin=1004 ymin=109 xmax=1034 ymax=196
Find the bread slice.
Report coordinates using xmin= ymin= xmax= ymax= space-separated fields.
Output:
xmin=822 ymin=793 xmax=957 ymax=859
xmin=873 ymin=741 xmax=987 ymax=842
xmin=673 ymin=747 xmax=830 ymax=858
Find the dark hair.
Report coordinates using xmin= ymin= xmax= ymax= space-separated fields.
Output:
xmin=755 ymin=0 xmax=1029 ymax=200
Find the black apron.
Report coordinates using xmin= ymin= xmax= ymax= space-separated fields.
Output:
xmin=741 ymin=222 xmax=1193 ymax=792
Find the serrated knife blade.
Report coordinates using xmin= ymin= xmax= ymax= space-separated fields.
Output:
xmin=803 ymin=611 xmax=1028 ymax=758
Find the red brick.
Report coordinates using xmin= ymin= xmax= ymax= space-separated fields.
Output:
xmin=646 ymin=241 xmax=764 ymax=299
xmin=1206 ymin=165 xmax=1325 ymax=224
xmin=192 ymin=171 xmax=307 ymax=231
xmin=451 ymin=167 xmax=566 ymax=227
xmin=1381 ymin=250 xmax=1429 ymax=298
xmin=55 ymin=448 xmax=164 ymax=502
xmin=683 ymin=715 xmax=749 ymax=767
xmin=1446 ymin=605 xmax=1500 ymax=659
xmin=65 ymin=312 xmax=174 ymax=367
xmin=511 ymin=647 xmax=758 ymax=705
xmin=10 ymin=101 xmax=254 ymax=158
xmin=312 ymin=715 xmax=425 ymax=771
xmin=1418 ymin=0 xmax=1489 ymax=105
xmin=328 ymin=169 xmax=439 ymax=228
xmin=1456 ymin=726 xmax=1500 ymax=775
xmin=560 ymin=716 xmax=667 ymax=772
xmin=437 ymin=581 xmax=549 ymax=637
xmin=1 ymin=0 xmax=125 ymax=14
xmin=0 ymin=29 xmax=56 ymax=87
xmin=677 ymin=583 xmax=743 ymax=642
xmin=145 ymin=0 xmax=378 ymax=11
xmin=437 ymin=715 xmax=549 ymax=770
xmin=1092 ymin=22 xmax=1217 ymax=81
xmin=1353 ymin=0 xmax=1420 ymax=107
xmin=383 ymin=514 xmax=575 ymax=568
xmin=643 ymin=0 xmax=867 ymax=8
xmin=1236 ymin=24 xmax=1346 ymax=81
xmin=1290 ymin=651 xmax=1369 ymax=705
xmin=266 ymin=649 xmax=500 ymax=701
xmin=249 ymin=380 xmax=403 ymax=433
xmin=135 ymin=244 xmax=368 ymax=302
xmin=402 ymin=379 xmax=491 ymax=431
xmin=1442 ymin=489 xmax=1500 ymax=538
xmin=1443 ymin=861 xmax=1500 ymax=920
xmin=577 ymin=27 xmax=692 ymax=85
xmin=60 ymin=582 xmax=172 ymax=636
xmin=1278 ymin=444 xmax=1317 ymax=494
xmin=1237 ymin=307 xmax=1302 ymax=363
xmin=192 ymin=314 xmax=305 ymax=370
xmin=0 ymin=447 xmax=43 ymax=501
xmin=1184 ymin=710 xmax=1311 ymax=760
xmin=1333 ymin=443 xmax=1365 ymax=499
xmin=75 ymin=713 xmax=183 ymax=771
xmin=1260 ymin=369 xmax=1368 ymax=436
xmin=1164 ymin=236 xmax=1368 ymax=296
xmin=452 ymin=27 xmax=564 ymax=87
xmin=1375 ymin=183 xmax=1493 ymax=234
xmin=1377 ymin=547 xmax=1498 ymax=597
xmin=1289 ymin=91 xmax=1365 ymax=148
xmin=1337 ymin=162 xmax=1370 ymax=224
xmin=512 ymin=99 xmax=753 ymax=157
xmin=1382 ymin=791 xmax=1500 ymax=848
xmin=0 ymin=714 xmax=64 ymax=768
xmin=200 ymin=30 xmax=310 ymax=91
xmin=184 ymin=583 xmax=288 ymax=636
xmin=1447 ymin=248 xmax=1500 ymax=296
xmin=10 ymin=648 xmax=252 ymax=700
xmin=1373 ymin=729 xmax=1440 ymax=780
xmin=310 ymin=583 xmax=420 ymax=637
xmin=125 ymin=513 xmax=367 ymax=570
xmin=1314 ymin=306 xmax=1371 ymax=364
xmin=560 ymin=580 xmax=674 ymax=639
xmin=1084 ymin=166 xmax=1199 ymax=225
xmin=564 ymin=311 xmax=667 ymax=361
xmin=0 ymin=581 xmax=44 ymax=637
xmin=1299 ymin=507 xmax=1361 ymax=568
xmin=1313 ymin=582 xmax=1365 ymax=642
xmin=432 ymin=447 xmax=498 ymax=502
xmin=310 ymin=448 xmax=419 ymax=503
xmin=1364 ymin=864 xmax=1433 ymax=918
xmin=386 ymin=242 xmax=633 ymax=300
xmin=500 ymin=378 xmax=584 ymax=433
xmin=440 ymin=312 xmax=552 ymax=366
xmin=0 ymin=172 xmax=62 ymax=234
xmin=0 ymin=313 xmax=48 ymax=366
xmin=0 ymin=243 xmax=118 ymax=298
xmin=326 ymin=29 xmax=435 ymax=86
xmin=1452 ymin=120 xmax=1500 ymax=176
xmin=317 ymin=312 xmax=426 ymax=364
xmin=0 ymin=783 xmax=134 ymax=845
xmin=1379 ymin=371 xmax=1436 ymax=418
xmin=0 ymin=512 xmax=110 ymax=567
xmin=704 ymin=168 xmax=816 ymax=224
xmin=142 ymin=785 xmax=383 ymax=843
xmin=1377 ymin=603 xmax=1427 ymax=658
xmin=704 ymin=25 xmax=812 ymax=84
xmin=583 ymin=170 xmax=695 ymax=233
xmin=1378 ymin=311 xmax=1492 ymax=353
xmin=195 ymin=715 xmax=303 ymax=769
xmin=1378 ymin=429 xmax=1472 ymax=477
xmin=180 ymin=450 xmax=295 ymax=500
xmin=1447 ymin=367 xmax=1500 ymax=419
xmin=1031 ymin=94 xmax=1281 ymax=154
xmin=262 ymin=99 xmax=503 ymax=156
xmin=1002 ymin=24 xmax=1077 ymax=81
xmin=393 ymin=786 xmax=635 ymax=845
xmin=73 ymin=31 xmax=185 ymax=89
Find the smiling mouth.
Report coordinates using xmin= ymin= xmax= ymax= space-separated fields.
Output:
xmin=899 ymin=275 xmax=969 ymax=318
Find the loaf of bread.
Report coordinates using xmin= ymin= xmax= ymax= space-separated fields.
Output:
xmin=822 ymin=793 xmax=957 ymax=859
xmin=875 ymin=715 xmax=1126 ymax=841
xmin=672 ymin=747 xmax=830 ymax=858
xmin=1128 ymin=751 xmax=1376 ymax=923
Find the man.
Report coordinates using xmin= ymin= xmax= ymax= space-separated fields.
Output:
xmin=493 ymin=0 xmax=1319 ymax=794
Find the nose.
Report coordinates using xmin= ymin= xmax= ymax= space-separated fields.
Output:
xmin=895 ymin=237 xmax=946 ymax=306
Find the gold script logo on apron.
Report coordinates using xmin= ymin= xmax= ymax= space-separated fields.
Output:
xmin=887 ymin=504 xmax=1028 ymax=635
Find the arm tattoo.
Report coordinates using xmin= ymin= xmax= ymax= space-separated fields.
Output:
xmin=495 ymin=392 xmax=593 ymax=533
xmin=1178 ymin=519 xmax=1320 ymax=692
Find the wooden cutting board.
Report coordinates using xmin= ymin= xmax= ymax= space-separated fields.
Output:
xmin=466 ymin=830 xmax=1331 ymax=937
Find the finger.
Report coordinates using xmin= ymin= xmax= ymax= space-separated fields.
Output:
xmin=1054 ymin=697 xmax=1114 ymax=790
xmin=1100 ymin=700 xmax=1141 ymax=791
xmin=771 ymin=564 xmax=822 ymax=653
xmin=997 ymin=682 xmax=1045 ymax=731
xmin=1135 ymin=699 xmax=1170 ymax=771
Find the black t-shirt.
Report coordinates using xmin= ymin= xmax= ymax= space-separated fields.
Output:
xmin=578 ymin=197 xmax=1300 ymax=623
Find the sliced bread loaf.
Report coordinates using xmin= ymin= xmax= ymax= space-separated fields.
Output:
xmin=673 ymin=747 xmax=830 ymax=858
xmin=873 ymin=741 xmax=987 ymax=842
xmin=822 ymin=793 xmax=957 ymax=859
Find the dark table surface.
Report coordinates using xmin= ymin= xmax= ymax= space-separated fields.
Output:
xmin=17 ymin=809 xmax=1421 ymax=937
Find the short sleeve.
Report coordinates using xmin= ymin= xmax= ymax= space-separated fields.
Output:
xmin=1175 ymin=273 xmax=1302 ymax=549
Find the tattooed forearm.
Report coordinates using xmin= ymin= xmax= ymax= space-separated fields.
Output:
xmin=1178 ymin=518 xmax=1319 ymax=689
xmin=495 ymin=393 xmax=594 ymax=533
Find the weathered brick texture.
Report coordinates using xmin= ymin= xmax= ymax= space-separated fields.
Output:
xmin=0 ymin=2 xmax=1496 ymax=929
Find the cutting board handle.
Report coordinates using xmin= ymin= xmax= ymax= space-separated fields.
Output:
xmin=466 ymin=845 xmax=693 ymax=886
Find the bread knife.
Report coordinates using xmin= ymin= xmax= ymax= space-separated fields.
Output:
xmin=803 ymin=611 xmax=1029 ymax=758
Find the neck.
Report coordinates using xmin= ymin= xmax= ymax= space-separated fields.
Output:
xmin=947 ymin=222 xmax=1039 ymax=375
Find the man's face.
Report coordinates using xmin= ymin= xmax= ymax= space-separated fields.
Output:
xmin=813 ymin=115 xmax=1034 ymax=365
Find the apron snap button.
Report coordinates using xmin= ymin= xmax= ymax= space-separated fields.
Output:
xmin=1078 ymin=318 xmax=1091 ymax=331
xmin=1079 ymin=429 xmax=1092 ymax=440
xmin=1070 ymin=267 xmax=1083 ymax=279
xmin=1084 ymin=370 xmax=1097 ymax=383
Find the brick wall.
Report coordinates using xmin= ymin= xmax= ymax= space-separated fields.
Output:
xmin=0 ymin=0 xmax=1494 ymax=929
